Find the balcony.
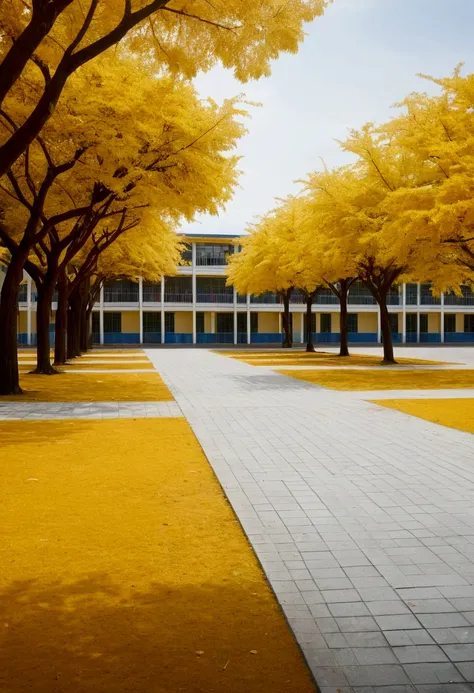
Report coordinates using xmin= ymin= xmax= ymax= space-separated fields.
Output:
xmin=104 ymin=290 xmax=139 ymax=303
xmin=104 ymin=280 xmax=139 ymax=304
xmin=196 ymin=291 xmax=233 ymax=304
xmin=195 ymin=244 xmax=234 ymax=267
xmin=164 ymin=292 xmax=193 ymax=304
xmin=143 ymin=284 xmax=161 ymax=303
xmin=444 ymin=287 xmax=474 ymax=306
xmin=315 ymin=291 xmax=339 ymax=305
xmin=420 ymin=295 xmax=441 ymax=305
xmin=250 ymin=292 xmax=279 ymax=304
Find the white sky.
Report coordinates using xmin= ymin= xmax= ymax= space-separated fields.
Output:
xmin=185 ymin=0 xmax=474 ymax=236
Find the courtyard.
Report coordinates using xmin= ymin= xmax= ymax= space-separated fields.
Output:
xmin=2 ymin=345 xmax=474 ymax=692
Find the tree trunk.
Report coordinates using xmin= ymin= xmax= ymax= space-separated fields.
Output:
xmin=305 ymin=295 xmax=315 ymax=352
xmin=67 ymin=295 xmax=81 ymax=359
xmin=281 ymin=291 xmax=293 ymax=348
xmin=80 ymin=308 xmax=89 ymax=353
xmin=0 ymin=252 xmax=27 ymax=394
xmin=32 ymin=282 xmax=58 ymax=374
xmin=379 ymin=293 xmax=396 ymax=364
xmin=54 ymin=270 xmax=68 ymax=365
xmin=339 ymin=280 xmax=350 ymax=357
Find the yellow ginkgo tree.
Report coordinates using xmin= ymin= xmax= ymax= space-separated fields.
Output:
xmin=0 ymin=0 xmax=329 ymax=177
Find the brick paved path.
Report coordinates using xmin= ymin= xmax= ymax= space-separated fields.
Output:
xmin=147 ymin=347 xmax=474 ymax=693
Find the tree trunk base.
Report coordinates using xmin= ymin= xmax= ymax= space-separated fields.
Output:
xmin=381 ymin=359 xmax=397 ymax=366
xmin=0 ymin=384 xmax=23 ymax=395
xmin=29 ymin=366 xmax=62 ymax=375
xmin=338 ymin=349 xmax=350 ymax=357
xmin=306 ymin=344 xmax=315 ymax=352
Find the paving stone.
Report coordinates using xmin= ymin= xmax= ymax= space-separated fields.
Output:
xmin=403 ymin=662 xmax=466 ymax=684
xmin=442 ymin=643 xmax=474 ymax=661
xmin=329 ymin=602 xmax=371 ymax=617
xmin=393 ymin=645 xmax=448 ymax=663
xmin=374 ymin=615 xmax=421 ymax=631
xmin=455 ymin=662 xmax=474 ymax=682
xmin=367 ymin=601 xmax=411 ymax=616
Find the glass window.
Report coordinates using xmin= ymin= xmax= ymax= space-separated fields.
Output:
xmin=320 ymin=314 xmax=331 ymax=333
xmin=195 ymin=243 xmax=234 ymax=266
xmin=389 ymin=314 xmax=399 ymax=333
xmin=164 ymin=276 xmax=192 ymax=303
xmin=165 ymin=312 xmax=175 ymax=333
xmin=196 ymin=312 xmax=205 ymax=334
xmin=104 ymin=279 xmax=138 ymax=303
xmin=250 ymin=313 xmax=258 ymax=333
xmin=143 ymin=312 xmax=160 ymax=333
xmin=104 ymin=312 xmax=121 ymax=333
xmin=464 ymin=315 xmax=474 ymax=333
xmin=420 ymin=314 xmax=428 ymax=333
xmin=444 ymin=314 xmax=456 ymax=333
xmin=348 ymin=281 xmax=376 ymax=305
xmin=180 ymin=244 xmax=192 ymax=266
xmin=348 ymin=314 xmax=358 ymax=333
xmin=406 ymin=313 xmax=417 ymax=333
xmin=91 ymin=312 xmax=100 ymax=335
xmin=216 ymin=313 xmax=233 ymax=333
xmin=237 ymin=313 xmax=246 ymax=334
xmin=405 ymin=284 xmax=418 ymax=305
xmin=142 ymin=282 xmax=161 ymax=302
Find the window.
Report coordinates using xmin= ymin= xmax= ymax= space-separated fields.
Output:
xmin=216 ymin=313 xmax=233 ymax=333
xmin=389 ymin=314 xmax=399 ymax=334
xmin=196 ymin=312 xmax=205 ymax=334
xmin=165 ymin=312 xmax=175 ymax=333
xmin=237 ymin=313 xmax=246 ymax=334
xmin=92 ymin=312 xmax=100 ymax=335
xmin=196 ymin=277 xmax=233 ymax=303
xmin=405 ymin=284 xmax=418 ymax=305
xmin=164 ymin=276 xmax=192 ymax=303
xmin=195 ymin=243 xmax=234 ymax=266
xmin=104 ymin=312 xmax=121 ymax=333
xmin=143 ymin=312 xmax=161 ymax=333
xmin=464 ymin=315 xmax=474 ymax=333
xmin=420 ymin=314 xmax=428 ymax=333
xmin=348 ymin=281 xmax=375 ymax=305
xmin=142 ymin=282 xmax=161 ymax=302
xmin=304 ymin=313 xmax=316 ymax=334
xmin=406 ymin=313 xmax=417 ymax=334
xmin=348 ymin=314 xmax=358 ymax=333
xmin=251 ymin=313 xmax=258 ymax=333
xmin=180 ymin=244 xmax=192 ymax=265
xmin=444 ymin=314 xmax=456 ymax=333
xmin=103 ymin=279 xmax=138 ymax=303
xmin=320 ymin=314 xmax=331 ymax=333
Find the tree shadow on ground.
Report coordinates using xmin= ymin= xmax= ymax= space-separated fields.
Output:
xmin=0 ymin=573 xmax=316 ymax=693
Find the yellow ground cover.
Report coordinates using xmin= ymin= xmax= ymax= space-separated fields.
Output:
xmin=18 ymin=362 xmax=154 ymax=371
xmin=0 ymin=418 xmax=315 ymax=693
xmin=276 ymin=368 xmax=474 ymax=391
xmin=372 ymin=398 xmax=474 ymax=435
xmin=221 ymin=351 xmax=446 ymax=367
xmin=3 ymin=372 xmax=173 ymax=401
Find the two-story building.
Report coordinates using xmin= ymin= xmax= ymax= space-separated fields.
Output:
xmin=9 ymin=231 xmax=474 ymax=346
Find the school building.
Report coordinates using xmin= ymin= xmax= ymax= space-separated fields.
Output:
xmin=10 ymin=232 xmax=474 ymax=346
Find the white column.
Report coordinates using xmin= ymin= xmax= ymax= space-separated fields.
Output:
xmin=402 ymin=283 xmax=406 ymax=344
xmin=377 ymin=308 xmax=382 ymax=344
xmin=440 ymin=291 xmax=445 ymax=344
xmin=233 ymin=288 xmax=238 ymax=345
xmin=300 ymin=312 xmax=305 ymax=344
xmin=246 ymin=293 xmax=251 ymax=345
xmin=161 ymin=275 xmax=165 ymax=344
xmin=99 ymin=285 xmax=104 ymax=345
xmin=278 ymin=312 xmax=282 ymax=336
xmin=192 ymin=243 xmax=197 ymax=345
xmin=26 ymin=276 xmax=32 ymax=345
xmin=138 ymin=277 xmax=143 ymax=344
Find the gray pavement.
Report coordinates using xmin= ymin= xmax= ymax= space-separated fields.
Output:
xmin=146 ymin=347 xmax=474 ymax=693
xmin=0 ymin=400 xmax=181 ymax=420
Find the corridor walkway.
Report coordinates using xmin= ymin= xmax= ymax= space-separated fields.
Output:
xmin=146 ymin=348 xmax=474 ymax=693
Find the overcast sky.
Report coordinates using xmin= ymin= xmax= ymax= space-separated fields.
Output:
xmin=185 ymin=0 xmax=474 ymax=236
